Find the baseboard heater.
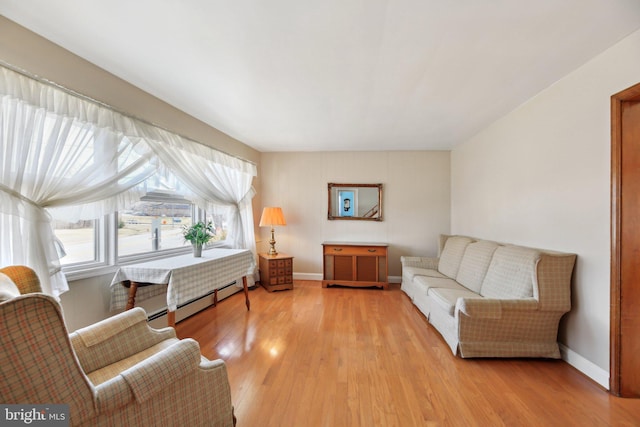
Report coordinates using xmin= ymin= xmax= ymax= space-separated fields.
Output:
xmin=147 ymin=280 xmax=237 ymax=322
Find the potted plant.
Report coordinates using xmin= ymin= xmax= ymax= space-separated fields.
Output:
xmin=182 ymin=221 xmax=215 ymax=257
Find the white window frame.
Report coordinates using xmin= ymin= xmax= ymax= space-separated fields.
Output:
xmin=61 ymin=203 xmax=230 ymax=282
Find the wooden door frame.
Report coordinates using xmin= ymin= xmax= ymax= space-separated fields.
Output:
xmin=610 ymin=81 xmax=640 ymax=395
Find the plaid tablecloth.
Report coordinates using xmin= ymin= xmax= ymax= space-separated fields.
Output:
xmin=109 ymin=249 xmax=256 ymax=311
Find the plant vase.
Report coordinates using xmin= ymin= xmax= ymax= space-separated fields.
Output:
xmin=192 ymin=243 xmax=203 ymax=257
xmin=183 ymin=221 xmax=214 ymax=258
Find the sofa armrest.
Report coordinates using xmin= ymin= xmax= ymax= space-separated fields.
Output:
xmin=70 ymin=308 xmax=177 ymax=374
xmin=400 ymin=256 xmax=439 ymax=270
xmin=456 ymin=298 xmax=539 ymax=319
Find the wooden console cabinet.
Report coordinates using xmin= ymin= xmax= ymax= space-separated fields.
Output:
xmin=322 ymin=242 xmax=388 ymax=289
xmin=259 ymin=253 xmax=294 ymax=292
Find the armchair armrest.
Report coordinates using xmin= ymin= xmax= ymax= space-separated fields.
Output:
xmin=94 ymin=375 xmax=135 ymax=414
xmin=400 ymin=256 xmax=439 ymax=270
xmin=120 ymin=338 xmax=202 ymax=403
xmin=93 ymin=339 xmax=211 ymax=413
xmin=456 ymin=298 xmax=539 ymax=319
xmin=70 ymin=308 xmax=177 ymax=374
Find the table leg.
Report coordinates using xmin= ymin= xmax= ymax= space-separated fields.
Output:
xmin=243 ymin=276 xmax=250 ymax=311
xmin=126 ymin=281 xmax=138 ymax=310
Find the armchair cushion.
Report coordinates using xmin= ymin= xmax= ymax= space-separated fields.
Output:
xmin=87 ymin=338 xmax=180 ymax=386
xmin=0 ymin=272 xmax=20 ymax=301
xmin=70 ymin=311 xmax=177 ymax=375
xmin=75 ymin=307 xmax=148 ymax=347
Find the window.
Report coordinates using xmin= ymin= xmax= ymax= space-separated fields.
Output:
xmin=53 ymin=219 xmax=98 ymax=265
xmin=54 ymin=196 xmax=231 ymax=269
xmin=204 ymin=211 xmax=229 ymax=243
xmin=118 ymin=199 xmax=193 ymax=257
xmin=52 ymin=171 xmax=234 ymax=269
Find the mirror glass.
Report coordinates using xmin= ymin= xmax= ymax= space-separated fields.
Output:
xmin=328 ymin=183 xmax=383 ymax=221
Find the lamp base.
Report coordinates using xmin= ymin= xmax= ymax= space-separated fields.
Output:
xmin=268 ymin=227 xmax=278 ymax=255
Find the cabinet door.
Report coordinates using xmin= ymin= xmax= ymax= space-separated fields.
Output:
xmin=356 ymin=256 xmax=377 ymax=282
xmin=334 ymin=256 xmax=353 ymax=280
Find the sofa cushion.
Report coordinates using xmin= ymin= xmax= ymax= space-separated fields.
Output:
xmin=415 ymin=276 xmax=468 ymax=293
xmin=429 ymin=287 xmax=482 ymax=316
xmin=437 ymin=236 xmax=474 ymax=279
xmin=456 ymin=241 xmax=500 ymax=293
xmin=480 ymin=245 xmax=540 ymax=299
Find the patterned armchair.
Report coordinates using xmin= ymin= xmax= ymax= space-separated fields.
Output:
xmin=0 ymin=267 xmax=235 ymax=427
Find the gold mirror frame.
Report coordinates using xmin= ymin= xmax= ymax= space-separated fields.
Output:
xmin=327 ymin=183 xmax=383 ymax=221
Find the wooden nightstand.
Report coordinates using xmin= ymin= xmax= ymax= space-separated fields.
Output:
xmin=259 ymin=253 xmax=294 ymax=292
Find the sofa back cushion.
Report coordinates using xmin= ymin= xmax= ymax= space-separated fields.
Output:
xmin=456 ymin=241 xmax=500 ymax=293
xmin=437 ymin=236 xmax=473 ymax=278
xmin=480 ymin=245 xmax=540 ymax=299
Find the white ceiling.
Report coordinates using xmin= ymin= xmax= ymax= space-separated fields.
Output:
xmin=2 ymin=1 xmax=640 ymax=152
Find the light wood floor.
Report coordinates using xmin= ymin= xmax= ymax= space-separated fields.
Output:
xmin=176 ymin=281 xmax=640 ymax=426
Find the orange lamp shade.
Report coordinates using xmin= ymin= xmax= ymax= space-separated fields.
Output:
xmin=259 ymin=207 xmax=286 ymax=227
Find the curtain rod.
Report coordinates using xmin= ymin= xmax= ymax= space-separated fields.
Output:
xmin=0 ymin=60 xmax=257 ymax=167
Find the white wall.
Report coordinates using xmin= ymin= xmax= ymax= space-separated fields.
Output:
xmin=451 ymin=29 xmax=640 ymax=387
xmin=259 ymin=151 xmax=450 ymax=278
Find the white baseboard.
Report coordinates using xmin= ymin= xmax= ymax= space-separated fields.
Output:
xmin=559 ymin=343 xmax=609 ymax=389
xmin=294 ymin=272 xmax=323 ymax=281
xmin=146 ymin=283 xmax=241 ymax=329
xmin=293 ymin=273 xmax=402 ymax=283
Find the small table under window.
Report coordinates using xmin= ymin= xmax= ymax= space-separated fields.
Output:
xmin=109 ymin=248 xmax=256 ymax=326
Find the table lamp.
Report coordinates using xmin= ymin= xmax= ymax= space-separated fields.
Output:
xmin=259 ymin=207 xmax=287 ymax=255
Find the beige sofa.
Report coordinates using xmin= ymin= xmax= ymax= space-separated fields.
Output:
xmin=401 ymin=235 xmax=576 ymax=359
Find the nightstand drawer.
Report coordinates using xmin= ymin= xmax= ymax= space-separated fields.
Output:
xmin=259 ymin=253 xmax=294 ymax=292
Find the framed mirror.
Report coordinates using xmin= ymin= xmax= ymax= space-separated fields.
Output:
xmin=328 ymin=183 xmax=383 ymax=221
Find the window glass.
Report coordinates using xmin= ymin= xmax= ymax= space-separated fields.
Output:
xmin=53 ymin=219 xmax=97 ymax=265
xmin=205 ymin=210 xmax=229 ymax=243
xmin=118 ymin=200 xmax=192 ymax=257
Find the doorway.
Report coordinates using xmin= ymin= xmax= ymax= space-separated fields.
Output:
xmin=611 ymin=81 xmax=640 ymax=397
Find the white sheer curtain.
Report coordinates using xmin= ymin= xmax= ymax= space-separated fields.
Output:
xmin=0 ymin=65 xmax=257 ymax=297
xmin=147 ymin=138 xmax=256 ymax=248
xmin=146 ymin=137 xmax=258 ymax=284
xmin=0 ymin=102 xmax=157 ymax=296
